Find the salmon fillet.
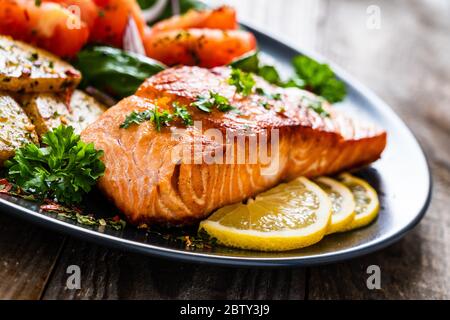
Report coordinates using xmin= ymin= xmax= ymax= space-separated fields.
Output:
xmin=81 ymin=66 xmax=386 ymax=225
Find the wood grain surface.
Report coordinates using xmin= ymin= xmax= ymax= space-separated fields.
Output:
xmin=0 ymin=0 xmax=449 ymax=300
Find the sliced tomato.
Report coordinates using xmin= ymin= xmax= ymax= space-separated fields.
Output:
xmin=151 ymin=6 xmax=238 ymax=34
xmin=144 ymin=28 xmax=257 ymax=68
xmin=42 ymin=0 xmax=99 ymax=29
xmin=0 ymin=0 xmax=89 ymax=57
xmin=90 ymin=0 xmax=147 ymax=48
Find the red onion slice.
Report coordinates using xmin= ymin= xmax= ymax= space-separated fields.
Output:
xmin=123 ymin=15 xmax=146 ymax=56
xmin=142 ymin=0 xmax=169 ymax=23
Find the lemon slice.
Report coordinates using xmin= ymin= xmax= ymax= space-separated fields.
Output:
xmin=338 ymin=173 xmax=379 ymax=231
xmin=199 ymin=177 xmax=332 ymax=251
xmin=314 ymin=177 xmax=356 ymax=234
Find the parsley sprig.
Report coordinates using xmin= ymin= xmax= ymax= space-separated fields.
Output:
xmin=228 ymin=68 xmax=255 ymax=96
xmin=173 ymin=103 xmax=193 ymax=126
xmin=5 ymin=125 xmax=105 ymax=205
xmin=289 ymin=56 xmax=346 ymax=103
xmin=191 ymin=95 xmax=213 ymax=113
xmin=301 ymin=96 xmax=330 ymax=117
xmin=120 ymin=108 xmax=174 ymax=130
xmin=255 ymin=87 xmax=282 ymax=101
xmin=191 ymin=91 xmax=235 ymax=113
xmin=121 ymin=103 xmax=195 ymax=130
xmin=230 ymin=52 xmax=346 ymax=104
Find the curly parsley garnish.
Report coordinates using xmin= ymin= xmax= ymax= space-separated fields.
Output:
xmin=121 ymin=103 xmax=196 ymax=130
xmin=309 ymin=100 xmax=329 ymax=117
xmin=288 ymin=56 xmax=346 ymax=103
xmin=261 ymin=101 xmax=271 ymax=110
xmin=258 ymin=65 xmax=281 ymax=85
xmin=210 ymin=92 xmax=235 ymax=112
xmin=230 ymin=52 xmax=346 ymax=104
xmin=121 ymin=93 xmax=237 ymax=130
xmin=255 ymin=87 xmax=282 ymax=101
xmin=5 ymin=125 xmax=105 ymax=205
xmin=173 ymin=102 xmax=193 ymax=126
xmin=191 ymin=91 xmax=235 ymax=113
xmin=120 ymin=108 xmax=174 ymax=130
xmin=228 ymin=68 xmax=255 ymax=96
xmin=191 ymin=95 xmax=213 ymax=113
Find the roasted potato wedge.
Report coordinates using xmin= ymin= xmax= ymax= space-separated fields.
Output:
xmin=0 ymin=93 xmax=38 ymax=165
xmin=21 ymin=90 xmax=107 ymax=136
xmin=0 ymin=36 xmax=81 ymax=93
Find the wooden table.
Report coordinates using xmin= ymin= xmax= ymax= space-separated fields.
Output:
xmin=0 ymin=0 xmax=449 ymax=300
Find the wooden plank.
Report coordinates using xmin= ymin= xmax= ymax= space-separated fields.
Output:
xmin=0 ymin=214 xmax=65 ymax=300
xmin=42 ymin=238 xmax=306 ymax=300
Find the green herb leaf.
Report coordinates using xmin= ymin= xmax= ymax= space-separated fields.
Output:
xmin=283 ymin=76 xmax=306 ymax=89
xmin=120 ymin=110 xmax=152 ymax=128
xmin=258 ymin=65 xmax=281 ymax=85
xmin=29 ymin=52 xmax=39 ymax=62
xmin=271 ymin=93 xmax=282 ymax=100
xmin=260 ymin=101 xmax=271 ymax=110
xmin=120 ymin=108 xmax=173 ymax=131
xmin=209 ymin=92 xmax=235 ymax=112
xmin=152 ymin=109 xmax=174 ymax=131
xmin=229 ymin=52 xmax=347 ymax=104
xmin=229 ymin=53 xmax=281 ymax=86
xmin=228 ymin=68 xmax=255 ymax=96
xmin=41 ymin=203 xmax=126 ymax=231
xmin=173 ymin=103 xmax=193 ymax=126
xmin=216 ymin=104 xmax=236 ymax=112
xmin=229 ymin=51 xmax=260 ymax=73
xmin=255 ymin=87 xmax=264 ymax=95
xmin=310 ymin=101 xmax=329 ymax=117
xmin=290 ymin=55 xmax=346 ymax=103
xmin=191 ymin=95 xmax=213 ymax=113
xmin=255 ymin=87 xmax=282 ymax=101
xmin=5 ymin=126 xmax=105 ymax=205
xmin=191 ymin=91 xmax=236 ymax=113
xmin=75 ymin=46 xmax=166 ymax=99
xmin=302 ymin=96 xmax=330 ymax=117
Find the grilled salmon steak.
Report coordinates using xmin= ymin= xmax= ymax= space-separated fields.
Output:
xmin=81 ymin=66 xmax=386 ymax=225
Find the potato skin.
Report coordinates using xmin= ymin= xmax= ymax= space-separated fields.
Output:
xmin=21 ymin=90 xmax=107 ymax=137
xmin=0 ymin=36 xmax=81 ymax=93
xmin=0 ymin=93 xmax=38 ymax=166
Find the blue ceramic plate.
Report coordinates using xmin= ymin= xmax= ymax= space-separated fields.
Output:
xmin=0 ymin=23 xmax=432 ymax=267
